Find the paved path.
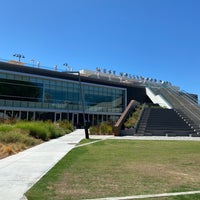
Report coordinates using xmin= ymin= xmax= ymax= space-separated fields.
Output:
xmin=0 ymin=129 xmax=85 ymax=200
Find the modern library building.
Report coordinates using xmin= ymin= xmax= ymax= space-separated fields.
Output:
xmin=0 ymin=60 xmax=150 ymax=127
xmin=0 ymin=59 xmax=200 ymax=136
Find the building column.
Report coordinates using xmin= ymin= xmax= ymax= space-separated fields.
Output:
xmin=33 ymin=112 xmax=36 ymax=120
xmin=92 ymin=114 xmax=94 ymax=126
xmin=19 ymin=111 xmax=21 ymax=120
xmin=72 ymin=113 xmax=74 ymax=127
xmin=77 ymin=113 xmax=79 ymax=126
xmin=4 ymin=110 xmax=6 ymax=119
xmin=54 ymin=112 xmax=56 ymax=123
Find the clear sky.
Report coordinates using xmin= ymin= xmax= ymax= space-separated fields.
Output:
xmin=0 ymin=0 xmax=200 ymax=98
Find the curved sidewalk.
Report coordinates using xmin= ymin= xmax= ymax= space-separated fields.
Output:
xmin=0 ymin=129 xmax=85 ymax=200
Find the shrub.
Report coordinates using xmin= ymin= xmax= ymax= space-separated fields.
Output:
xmin=124 ymin=105 xmax=142 ymax=128
xmin=0 ymin=130 xmax=24 ymax=143
xmin=29 ymin=125 xmax=48 ymax=140
xmin=58 ymin=120 xmax=73 ymax=132
xmin=1 ymin=144 xmax=15 ymax=156
xmin=44 ymin=121 xmax=65 ymax=139
xmin=0 ymin=129 xmax=39 ymax=146
xmin=89 ymin=125 xmax=99 ymax=135
xmin=0 ymin=124 xmax=14 ymax=132
xmin=14 ymin=120 xmax=71 ymax=141
xmin=0 ymin=118 xmax=17 ymax=124
xmin=15 ymin=121 xmax=50 ymax=140
xmin=99 ymin=122 xmax=113 ymax=134
xmin=89 ymin=122 xmax=113 ymax=135
xmin=0 ymin=143 xmax=33 ymax=159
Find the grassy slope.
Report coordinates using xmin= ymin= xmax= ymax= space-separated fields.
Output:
xmin=26 ymin=140 xmax=200 ymax=200
xmin=0 ymin=121 xmax=73 ymax=159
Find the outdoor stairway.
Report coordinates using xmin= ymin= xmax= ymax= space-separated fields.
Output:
xmin=147 ymin=85 xmax=200 ymax=136
xmin=135 ymin=107 xmax=150 ymax=135
xmin=136 ymin=107 xmax=195 ymax=136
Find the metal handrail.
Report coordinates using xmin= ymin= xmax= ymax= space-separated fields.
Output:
xmin=181 ymin=90 xmax=200 ymax=105
xmin=167 ymin=85 xmax=200 ymax=114
xmin=162 ymin=85 xmax=200 ymax=128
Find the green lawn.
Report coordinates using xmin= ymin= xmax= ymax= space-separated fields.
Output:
xmin=26 ymin=139 xmax=200 ymax=200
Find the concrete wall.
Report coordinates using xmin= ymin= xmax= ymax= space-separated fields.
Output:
xmin=146 ymin=87 xmax=172 ymax=109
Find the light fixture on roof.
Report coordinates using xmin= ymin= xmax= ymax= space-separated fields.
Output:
xmin=103 ymin=69 xmax=107 ymax=73
xmin=119 ymin=72 xmax=123 ymax=82
xmin=96 ymin=67 xmax=101 ymax=79
xmin=96 ymin=67 xmax=101 ymax=72
xmin=54 ymin=65 xmax=58 ymax=71
xmin=113 ymin=70 xmax=116 ymax=76
xmin=108 ymin=70 xmax=112 ymax=80
xmin=63 ymin=63 xmax=69 ymax=71
xmin=30 ymin=59 xmax=34 ymax=67
xmin=13 ymin=54 xmax=25 ymax=62
xmin=37 ymin=61 xmax=40 ymax=68
xmin=124 ymin=73 xmax=128 ymax=78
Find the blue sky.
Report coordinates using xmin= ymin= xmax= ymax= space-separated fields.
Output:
xmin=0 ymin=0 xmax=200 ymax=98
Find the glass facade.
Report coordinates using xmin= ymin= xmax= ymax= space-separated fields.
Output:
xmin=0 ymin=71 xmax=126 ymax=115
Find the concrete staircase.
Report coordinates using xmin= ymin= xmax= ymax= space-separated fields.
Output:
xmin=136 ymin=107 xmax=195 ymax=136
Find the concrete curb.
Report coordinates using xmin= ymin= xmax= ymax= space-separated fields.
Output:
xmin=84 ymin=190 xmax=200 ymax=200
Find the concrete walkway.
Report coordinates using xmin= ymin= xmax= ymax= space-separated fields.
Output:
xmin=0 ymin=129 xmax=85 ymax=200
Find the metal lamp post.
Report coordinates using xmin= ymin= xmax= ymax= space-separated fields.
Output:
xmin=13 ymin=54 xmax=25 ymax=62
xmin=30 ymin=59 xmax=35 ymax=67
xmin=63 ymin=66 xmax=89 ymax=139
xmin=63 ymin=63 xmax=70 ymax=71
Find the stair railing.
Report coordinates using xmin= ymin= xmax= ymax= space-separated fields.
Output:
xmin=160 ymin=85 xmax=200 ymax=134
xmin=166 ymin=85 xmax=200 ymax=120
